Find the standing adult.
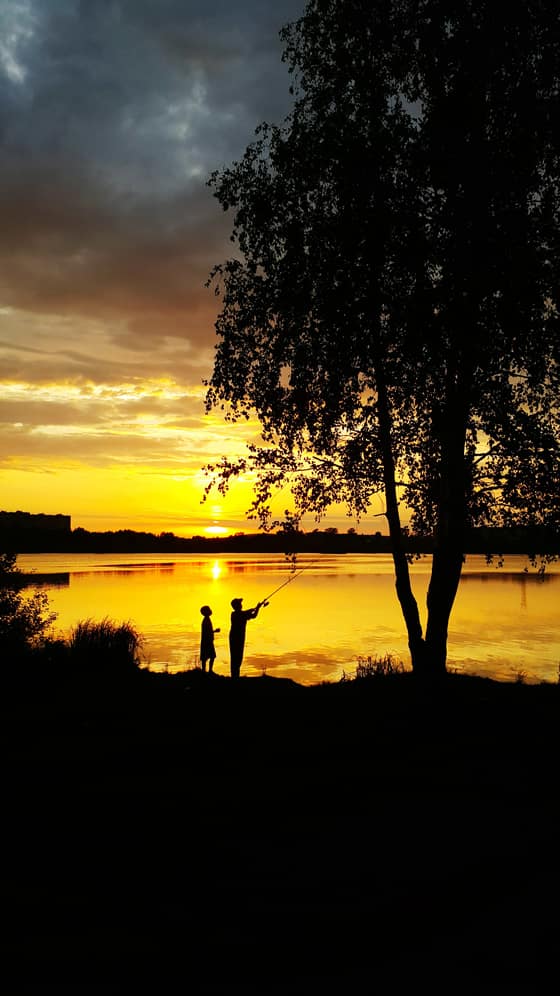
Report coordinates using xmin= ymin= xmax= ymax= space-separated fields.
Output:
xmin=200 ymin=605 xmax=220 ymax=672
xmin=228 ymin=597 xmax=267 ymax=679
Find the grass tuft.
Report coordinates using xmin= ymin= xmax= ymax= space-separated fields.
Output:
xmin=69 ymin=617 xmax=145 ymax=676
xmin=354 ymin=653 xmax=406 ymax=679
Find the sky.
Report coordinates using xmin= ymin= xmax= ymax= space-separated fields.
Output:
xmin=0 ymin=0 xmax=377 ymax=537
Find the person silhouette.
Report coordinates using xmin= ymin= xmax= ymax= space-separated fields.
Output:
xmin=200 ymin=605 xmax=220 ymax=672
xmin=228 ymin=597 xmax=267 ymax=679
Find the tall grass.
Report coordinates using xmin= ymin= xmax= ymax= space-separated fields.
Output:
xmin=69 ymin=617 xmax=145 ymax=676
xmin=354 ymin=653 xmax=405 ymax=679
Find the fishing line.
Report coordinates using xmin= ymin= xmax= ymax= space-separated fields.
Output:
xmin=259 ymin=563 xmax=314 ymax=605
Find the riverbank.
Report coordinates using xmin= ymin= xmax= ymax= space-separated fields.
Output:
xmin=3 ymin=668 xmax=559 ymax=992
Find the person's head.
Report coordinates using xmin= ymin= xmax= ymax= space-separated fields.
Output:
xmin=200 ymin=605 xmax=212 ymax=616
xmin=231 ymin=598 xmax=243 ymax=610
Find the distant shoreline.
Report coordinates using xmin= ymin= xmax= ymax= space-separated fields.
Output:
xmin=1 ymin=523 xmax=559 ymax=556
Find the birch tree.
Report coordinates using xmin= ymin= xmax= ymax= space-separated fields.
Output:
xmin=205 ymin=0 xmax=560 ymax=675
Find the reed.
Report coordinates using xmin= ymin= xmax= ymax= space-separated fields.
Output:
xmin=68 ymin=617 xmax=145 ymax=675
xmin=354 ymin=653 xmax=406 ymax=679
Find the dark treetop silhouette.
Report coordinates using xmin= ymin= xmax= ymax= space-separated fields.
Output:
xmin=228 ymin=597 xmax=267 ymax=679
xmin=204 ymin=0 xmax=560 ymax=677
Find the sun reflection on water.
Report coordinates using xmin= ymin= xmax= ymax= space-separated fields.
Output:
xmin=14 ymin=552 xmax=560 ymax=684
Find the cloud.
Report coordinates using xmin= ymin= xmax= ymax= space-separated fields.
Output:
xmin=0 ymin=367 xmax=260 ymax=473
xmin=0 ymin=0 xmax=302 ymax=330
xmin=0 ymin=0 xmax=306 ymax=531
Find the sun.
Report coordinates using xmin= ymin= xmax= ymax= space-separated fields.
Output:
xmin=205 ymin=525 xmax=230 ymax=536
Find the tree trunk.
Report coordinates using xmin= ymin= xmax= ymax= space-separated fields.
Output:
xmin=424 ymin=547 xmax=464 ymax=674
xmin=377 ymin=355 xmax=471 ymax=677
xmin=424 ymin=371 xmax=470 ymax=676
xmin=375 ymin=366 xmax=428 ymax=673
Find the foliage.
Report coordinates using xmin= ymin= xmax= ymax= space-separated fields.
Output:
xmin=205 ymin=0 xmax=560 ymax=675
xmin=0 ymin=552 xmax=57 ymax=657
xmin=68 ymin=617 xmax=145 ymax=676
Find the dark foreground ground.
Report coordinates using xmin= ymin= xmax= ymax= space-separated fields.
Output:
xmin=3 ymin=668 xmax=559 ymax=994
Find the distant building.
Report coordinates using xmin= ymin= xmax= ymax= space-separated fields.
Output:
xmin=0 ymin=511 xmax=71 ymax=532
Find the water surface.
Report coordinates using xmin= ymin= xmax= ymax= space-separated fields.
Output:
xmin=17 ymin=552 xmax=560 ymax=685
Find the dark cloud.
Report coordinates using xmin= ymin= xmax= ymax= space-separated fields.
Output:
xmin=0 ymin=298 xmax=223 ymax=385
xmin=0 ymin=0 xmax=303 ymax=337
xmin=0 ymin=398 xmax=102 ymax=425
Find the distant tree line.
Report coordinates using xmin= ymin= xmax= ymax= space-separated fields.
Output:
xmin=1 ymin=524 xmax=558 ymax=556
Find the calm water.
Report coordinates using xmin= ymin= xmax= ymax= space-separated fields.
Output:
xmin=17 ymin=552 xmax=560 ymax=685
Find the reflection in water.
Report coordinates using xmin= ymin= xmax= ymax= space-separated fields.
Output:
xmin=15 ymin=572 xmax=70 ymax=589
xmin=460 ymin=572 xmax=553 ymax=582
xmin=15 ymin=553 xmax=560 ymax=685
xmin=73 ymin=564 xmax=177 ymax=577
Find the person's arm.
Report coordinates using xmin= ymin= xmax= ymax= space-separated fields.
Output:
xmin=249 ymin=601 xmax=269 ymax=618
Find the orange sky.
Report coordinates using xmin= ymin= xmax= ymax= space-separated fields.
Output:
xmin=0 ymin=1 xmax=379 ymax=536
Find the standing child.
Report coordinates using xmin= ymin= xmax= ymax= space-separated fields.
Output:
xmin=199 ymin=605 xmax=220 ymax=672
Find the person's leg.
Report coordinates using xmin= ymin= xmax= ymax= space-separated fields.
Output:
xmin=230 ymin=637 xmax=245 ymax=679
xmin=230 ymin=648 xmax=241 ymax=679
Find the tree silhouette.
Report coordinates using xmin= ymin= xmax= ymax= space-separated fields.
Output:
xmin=0 ymin=552 xmax=57 ymax=657
xmin=205 ymin=0 xmax=560 ymax=675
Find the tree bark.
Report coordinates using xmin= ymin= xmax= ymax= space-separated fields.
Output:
xmin=375 ymin=366 xmax=430 ymax=674
xmin=376 ymin=354 xmax=471 ymax=677
xmin=424 ymin=372 xmax=470 ymax=675
xmin=425 ymin=548 xmax=464 ymax=674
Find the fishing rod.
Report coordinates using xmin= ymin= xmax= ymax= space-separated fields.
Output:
xmin=258 ymin=564 xmax=312 ymax=605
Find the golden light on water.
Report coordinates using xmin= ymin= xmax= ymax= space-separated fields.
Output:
xmin=18 ymin=553 xmax=560 ymax=686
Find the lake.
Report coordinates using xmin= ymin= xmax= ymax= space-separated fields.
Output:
xmin=16 ymin=552 xmax=560 ymax=686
